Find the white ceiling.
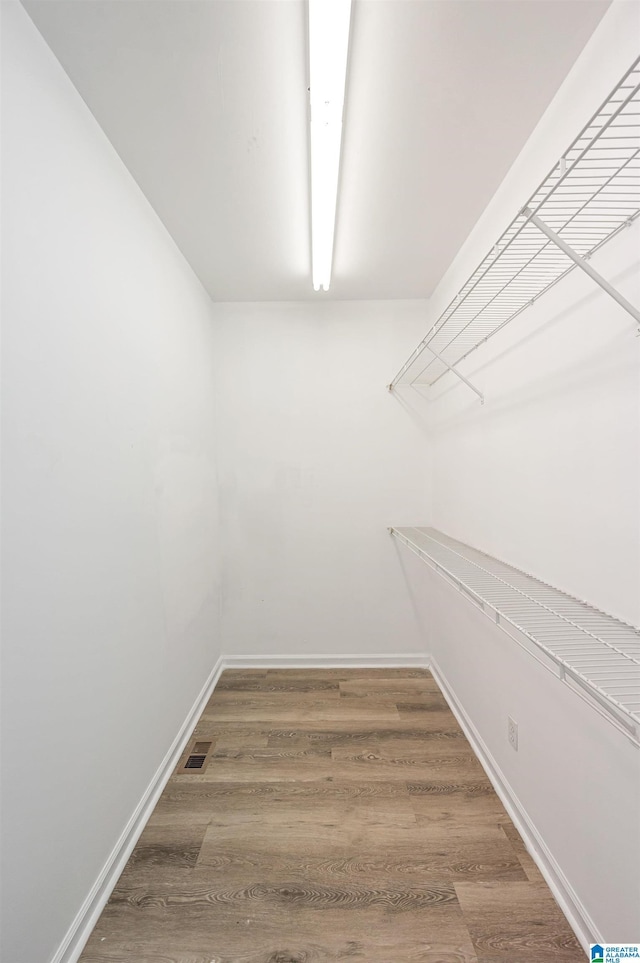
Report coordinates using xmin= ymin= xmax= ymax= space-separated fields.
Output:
xmin=22 ymin=0 xmax=611 ymax=302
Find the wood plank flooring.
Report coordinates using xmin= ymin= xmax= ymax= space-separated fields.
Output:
xmin=80 ymin=668 xmax=585 ymax=963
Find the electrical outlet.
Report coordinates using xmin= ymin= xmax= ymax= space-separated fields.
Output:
xmin=508 ymin=717 xmax=518 ymax=751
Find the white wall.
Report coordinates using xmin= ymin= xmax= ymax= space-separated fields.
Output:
xmin=412 ymin=0 xmax=640 ymax=626
xmin=215 ymin=300 xmax=432 ymax=659
xmin=0 ymin=5 xmax=221 ymax=962
xmin=389 ymin=0 xmax=640 ymax=944
xmin=422 ymin=563 xmax=640 ymax=943
xmin=430 ymin=221 xmax=640 ymax=625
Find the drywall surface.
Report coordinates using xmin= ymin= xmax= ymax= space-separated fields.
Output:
xmin=428 ymin=221 xmax=640 ymax=625
xmin=1 ymin=5 xmax=221 ymax=962
xmin=405 ymin=0 xmax=640 ymax=625
xmin=385 ymin=2 xmax=640 ymax=942
xmin=423 ymin=564 xmax=640 ymax=942
xmin=215 ymin=300 xmax=432 ymax=658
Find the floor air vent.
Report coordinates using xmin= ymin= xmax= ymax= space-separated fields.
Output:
xmin=185 ymin=754 xmax=207 ymax=769
xmin=177 ymin=739 xmax=213 ymax=774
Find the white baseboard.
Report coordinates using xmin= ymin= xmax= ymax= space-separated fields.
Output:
xmin=52 ymin=653 xmax=429 ymax=963
xmin=54 ymin=652 xmax=595 ymax=963
xmin=52 ymin=656 xmax=225 ymax=963
xmin=222 ymin=654 xmax=430 ymax=669
xmin=429 ymin=657 xmax=599 ymax=954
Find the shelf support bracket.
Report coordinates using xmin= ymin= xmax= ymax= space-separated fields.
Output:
xmin=523 ymin=208 xmax=640 ymax=328
xmin=426 ymin=346 xmax=485 ymax=404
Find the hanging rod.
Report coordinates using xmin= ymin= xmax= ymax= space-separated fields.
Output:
xmin=389 ymin=57 xmax=640 ymax=397
xmin=390 ymin=526 xmax=640 ymax=746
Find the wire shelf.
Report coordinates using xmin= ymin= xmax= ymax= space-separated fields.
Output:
xmin=391 ymin=527 xmax=640 ymax=745
xmin=391 ymin=57 xmax=640 ymax=390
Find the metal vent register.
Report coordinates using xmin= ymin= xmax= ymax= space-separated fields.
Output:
xmin=391 ymin=527 xmax=640 ymax=746
xmin=177 ymin=740 xmax=213 ymax=773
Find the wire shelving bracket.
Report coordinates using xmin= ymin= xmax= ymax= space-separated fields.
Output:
xmin=389 ymin=57 xmax=640 ymax=399
xmin=390 ymin=527 xmax=640 ymax=746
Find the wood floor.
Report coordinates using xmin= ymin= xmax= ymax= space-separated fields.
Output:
xmin=80 ymin=668 xmax=585 ymax=963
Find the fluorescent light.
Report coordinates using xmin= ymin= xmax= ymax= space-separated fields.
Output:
xmin=308 ymin=0 xmax=352 ymax=292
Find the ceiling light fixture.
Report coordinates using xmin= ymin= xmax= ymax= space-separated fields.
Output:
xmin=308 ymin=0 xmax=352 ymax=292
